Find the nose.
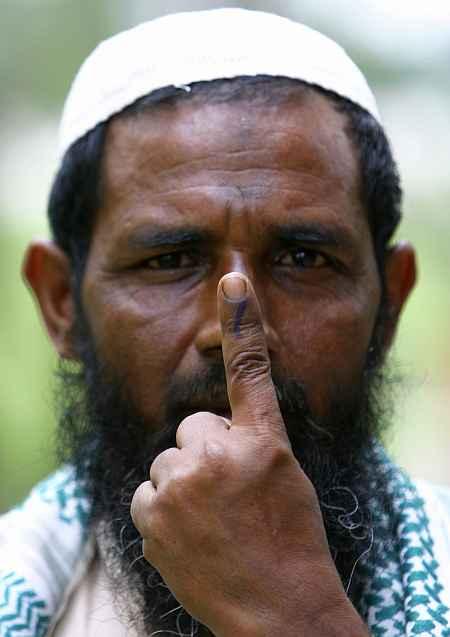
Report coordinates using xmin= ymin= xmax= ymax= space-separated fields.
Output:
xmin=194 ymin=270 xmax=280 ymax=360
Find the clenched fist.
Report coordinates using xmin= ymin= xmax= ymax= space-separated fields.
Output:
xmin=131 ymin=273 xmax=369 ymax=637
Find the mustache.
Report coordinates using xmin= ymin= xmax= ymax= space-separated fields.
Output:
xmin=161 ymin=359 xmax=381 ymax=474
xmin=163 ymin=361 xmax=312 ymax=428
xmin=162 ymin=361 xmax=342 ymax=468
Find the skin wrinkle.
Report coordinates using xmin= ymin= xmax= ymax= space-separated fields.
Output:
xmin=103 ymin=173 xmax=344 ymax=208
xmin=98 ymin=167 xmax=363 ymax=248
xmin=105 ymin=100 xmax=357 ymax=205
xmin=137 ymin=147 xmax=277 ymax=174
xmin=139 ymin=158 xmax=331 ymax=182
xmin=122 ymin=96 xmax=353 ymax=172
xmin=102 ymin=115 xmax=360 ymax=211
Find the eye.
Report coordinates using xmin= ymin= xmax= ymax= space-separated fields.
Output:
xmin=145 ymin=251 xmax=199 ymax=270
xmin=275 ymin=247 xmax=328 ymax=269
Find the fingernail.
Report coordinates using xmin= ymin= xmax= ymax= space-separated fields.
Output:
xmin=222 ymin=274 xmax=247 ymax=301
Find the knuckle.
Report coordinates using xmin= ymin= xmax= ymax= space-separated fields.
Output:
xmin=150 ymin=448 xmax=174 ymax=475
xmin=130 ymin=482 xmax=154 ymax=537
xmin=177 ymin=412 xmax=222 ymax=447
xmin=201 ymin=438 xmax=230 ymax=475
xmin=159 ymin=456 xmax=197 ymax=497
xmin=161 ymin=447 xmax=179 ymax=461
xmin=268 ymin=441 xmax=295 ymax=467
xmin=165 ymin=441 xmax=230 ymax=490
xmin=255 ymin=439 xmax=295 ymax=473
xmin=160 ymin=473 xmax=185 ymax=501
xmin=178 ymin=411 xmax=215 ymax=434
xmin=179 ymin=413 xmax=201 ymax=429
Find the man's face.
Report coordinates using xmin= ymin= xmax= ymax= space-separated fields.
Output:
xmin=80 ymin=90 xmax=381 ymax=428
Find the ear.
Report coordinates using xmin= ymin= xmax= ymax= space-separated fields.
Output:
xmin=23 ymin=240 xmax=79 ymax=360
xmin=382 ymin=241 xmax=417 ymax=350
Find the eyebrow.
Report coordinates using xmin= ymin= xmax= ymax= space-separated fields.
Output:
xmin=270 ymin=223 xmax=354 ymax=249
xmin=126 ymin=227 xmax=215 ymax=251
xmin=125 ymin=221 xmax=354 ymax=252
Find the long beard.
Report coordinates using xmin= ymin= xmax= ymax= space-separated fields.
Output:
xmin=55 ymin=306 xmax=396 ymax=635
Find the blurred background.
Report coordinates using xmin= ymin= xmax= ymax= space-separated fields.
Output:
xmin=1 ymin=0 xmax=449 ymax=512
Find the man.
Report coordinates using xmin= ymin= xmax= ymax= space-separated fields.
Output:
xmin=1 ymin=7 xmax=450 ymax=637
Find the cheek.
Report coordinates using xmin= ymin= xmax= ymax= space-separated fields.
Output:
xmin=81 ymin=280 xmax=198 ymax=421
xmin=275 ymin=292 xmax=379 ymax=415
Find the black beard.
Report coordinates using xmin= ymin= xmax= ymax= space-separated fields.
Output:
xmin=55 ymin=305 xmax=396 ymax=636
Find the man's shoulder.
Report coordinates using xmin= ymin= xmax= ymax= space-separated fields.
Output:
xmin=0 ymin=466 xmax=92 ymax=562
xmin=0 ymin=467 xmax=94 ymax=636
xmin=411 ymin=477 xmax=450 ymax=598
xmin=1 ymin=466 xmax=89 ymax=528
xmin=413 ymin=478 xmax=450 ymax=521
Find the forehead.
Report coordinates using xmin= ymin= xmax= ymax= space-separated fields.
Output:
xmin=97 ymin=89 xmax=365 ymax=242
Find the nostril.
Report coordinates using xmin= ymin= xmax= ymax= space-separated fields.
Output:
xmin=195 ymin=318 xmax=223 ymax=354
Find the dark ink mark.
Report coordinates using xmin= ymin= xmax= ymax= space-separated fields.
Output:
xmin=233 ymin=299 xmax=248 ymax=337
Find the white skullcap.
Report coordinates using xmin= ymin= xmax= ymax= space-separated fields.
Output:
xmin=59 ymin=8 xmax=381 ymax=158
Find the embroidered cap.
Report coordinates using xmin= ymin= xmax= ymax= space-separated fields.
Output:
xmin=59 ymin=8 xmax=381 ymax=158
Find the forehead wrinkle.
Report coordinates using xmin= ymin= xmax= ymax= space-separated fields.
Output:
xmin=105 ymin=94 xmax=357 ymax=182
xmin=146 ymin=152 xmax=349 ymax=201
xmin=106 ymin=148 xmax=338 ymax=195
xmin=100 ymin=181 xmax=363 ymax=245
xmin=103 ymin=165 xmax=348 ymax=220
xmin=98 ymin=92 xmax=365 ymax=248
xmin=145 ymin=179 xmax=356 ymax=226
xmin=153 ymin=147 xmax=271 ymax=173
xmin=149 ymin=131 xmax=335 ymax=173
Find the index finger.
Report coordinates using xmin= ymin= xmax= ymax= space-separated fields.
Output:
xmin=218 ymin=272 xmax=286 ymax=437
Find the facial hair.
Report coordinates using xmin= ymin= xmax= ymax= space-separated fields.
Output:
xmin=55 ymin=306 xmax=396 ymax=636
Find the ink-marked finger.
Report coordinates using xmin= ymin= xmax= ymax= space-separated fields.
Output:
xmin=218 ymin=272 xmax=287 ymax=440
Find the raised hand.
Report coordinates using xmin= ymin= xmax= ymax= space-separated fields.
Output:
xmin=131 ymin=273 xmax=369 ymax=637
